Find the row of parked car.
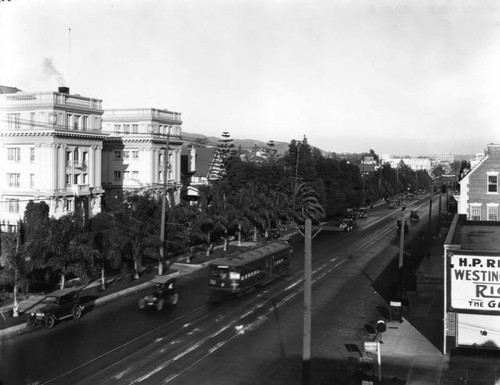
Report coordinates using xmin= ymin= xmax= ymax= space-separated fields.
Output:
xmin=26 ymin=276 xmax=179 ymax=329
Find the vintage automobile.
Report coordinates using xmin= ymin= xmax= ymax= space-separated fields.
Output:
xmin=357 ymin=207 xmax=367 ymax=219
xmin=26 ymin=288 xmax=84 ymax=329
xmin=138 ymin=276 xmax=178 ymax=311
xmin=410 ymin=210 xmax=420 ymax=222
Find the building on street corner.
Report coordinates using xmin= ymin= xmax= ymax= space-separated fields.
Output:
xmin=0 ymin=86 xmax=107 ymax=232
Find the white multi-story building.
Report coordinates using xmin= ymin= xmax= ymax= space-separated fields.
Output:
xmin=379 ymin=154 xmax=432 ymax=174
xmin=0 ymin=87 xmax=107 ymax=232
xmin=435 ymin=153 xmax=454 ymax=163
xmin=101 ymin=108 xmax=183 ymax=205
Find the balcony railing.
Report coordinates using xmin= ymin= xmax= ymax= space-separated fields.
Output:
xmin=70 ymin=184 xmax=90 ymax=195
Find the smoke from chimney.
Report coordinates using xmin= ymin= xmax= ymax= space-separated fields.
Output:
xmin=42 ymin=58 xmax=66 ymax=86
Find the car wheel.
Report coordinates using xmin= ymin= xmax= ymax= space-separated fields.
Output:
xmin=73 ymin=306 xmax=82 ymax=319
xmin=170 ymin=293 xmax=179 ymax=305
xmin=45 ymin=315 xmax=56 ymax=329
xmin=138 ymin=298 xmax=146 ymax=310
xmin=157 ymin=299 xmax=164 ymax=311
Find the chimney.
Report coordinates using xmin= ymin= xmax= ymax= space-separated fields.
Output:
xmin=58 ymin=86 xmax=70 ymax=94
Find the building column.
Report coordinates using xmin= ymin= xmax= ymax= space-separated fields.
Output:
xmin=52 ymin=144 xmax=58 ymax=191
xmin=152 ymin=148 xmax=158 ymax=184
xmin=149 ymin=148 xmax=155 ymax=185
xmin=58 ymin=144 xmax=66 ymax=190
xmin=89 ymin=146 xmax=95 ymax=187
xmin=95 ymin=146 xmax=102 ymax=188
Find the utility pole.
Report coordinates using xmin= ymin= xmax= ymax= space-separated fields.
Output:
xmin=159 ymin=129 xmax=170 ymax=275
xmin=303 ymin=218 xmax=312 ymax=385
xmin=292 ymin=141 xmax=302 ymax=221
xmin=398 ymin=204 xmax=405 ymax=269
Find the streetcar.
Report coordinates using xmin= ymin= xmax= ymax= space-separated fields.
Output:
xmin=208 ymin=240 xmax=293 ymax=301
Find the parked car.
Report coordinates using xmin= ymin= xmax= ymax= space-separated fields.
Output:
xmin=410 ymin=210 xmax=419 ymax=222
xmin=138 ymin=276 xmax=178 ymax=311
xmin=26 ymin=288 xmax=84 ymax=329
xmin=357 ymin=207 xmax=367 ymax=219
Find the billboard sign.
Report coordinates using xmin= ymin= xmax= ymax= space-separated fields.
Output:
xmin=448 ymin=251 xmax=500 ymax=314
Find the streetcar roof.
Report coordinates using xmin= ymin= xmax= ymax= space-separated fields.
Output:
xmin=208 ymin=241 xmax=291 ymax=268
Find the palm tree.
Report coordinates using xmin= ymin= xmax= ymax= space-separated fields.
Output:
xmin=91 ymin=212 xmax=129 ymax=289
xmin=293 ymin=182 xmax=325 ymax=223
xmin=44 ymin=214 xmax=97 ymax=289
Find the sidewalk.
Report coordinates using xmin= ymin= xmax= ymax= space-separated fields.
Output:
xmin=369 ymin=222 xmax=500 ymax=385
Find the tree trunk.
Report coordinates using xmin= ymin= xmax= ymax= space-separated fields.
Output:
xmin=253 ymin=225 xmax=258 ymax=242
xmin=101 ymin=266 xmax=106 ymax=290
xmin=133 ymin=259 xmax=139 ymax=280
xmin=158 ymin=260 xmax=164 ymax=276
xmin=60 ymin=272 xmax=66 ymax=289
xmin=12 ymin=269 xmax=19 ymax=317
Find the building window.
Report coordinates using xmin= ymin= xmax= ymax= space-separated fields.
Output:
xmin=83 ymin=173 xmax=88 ymax=184
xmin=114 ymin=124 xmax=121 ymax=134
xmin=7 ymin=148 xmax=20 ymax=162
xmin=66 ymin=174 xmax=71 ymax=186
xmin=487 ymin=204 xmax=499 ymax=221
xmin=30 ymin=173 xmax=35 ymax=188
xmin=74 ymin=174 xmax=79 ymax=184
xmin=7 ymin=173 xmax=20 ymax=187
xmin=114 ymin=151 xmax=122 ymax=160
xmin=123 ymin=171 xmax=130 ymax=180
xmin=123 ymin=124 xmax=130 ymax=134
xmin=123 ymin=151 xmax=130 ymax=159
xmin=30 ymin=147 xmax=35 ymax=162
xmin=82 ymin=151 xmax=88 ymax=167
xmin=74 ymin=115 xmax=80 ymax=130
xmin=30 ymin=112 xmax=36 ymax=127
xmin=65 ymin=199 xmax=72 ymax=211
xmin=132 ymin=151 xmax=139 ymax=159
xmin=487 ymin=173 xmax=498 ymax=193
xmin=66 ymin=151 xmax=72 ymax=166
xmin=159 ymin=171 xmax=163 ymax=183
xmin=132 ymin=124 xmax=138 ymax=134
xmin=7 ymin=113 xmax=20 ymax=129
xmin=66 ymin=114 xmax=72 ymax=129
xmin=82 ymin=116 xmax=88 ymax=131
xmin=114 ymin=170 xmax=121 ymax=180
xmin=470 ymin=204 xmax=482 ymax=220
xmin=7 ymin=199 xmax=19 ymax=213
xmin=132 ymin=170 xmax=138 ymax=179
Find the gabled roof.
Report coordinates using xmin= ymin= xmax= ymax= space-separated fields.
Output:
xmin=0 ymin=85 xmax=22 ymax=94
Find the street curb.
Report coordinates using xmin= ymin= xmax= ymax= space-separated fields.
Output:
xmin=0 ymin=273 xmax=181 ymax=338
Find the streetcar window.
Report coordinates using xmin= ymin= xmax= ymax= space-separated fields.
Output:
xmin=210 ymin=267 xmax=229 ymax=279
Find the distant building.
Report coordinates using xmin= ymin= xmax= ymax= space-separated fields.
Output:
xmin=435 ymin=153 xmax=454 ymax=163
xmin=0 ymin=86 xmax=106 ymax=232
xmin=379 ymin=154 xmax=432 ymax=174
xmin=456 ymin=143 xmax=500 ymax=220
xmin=180 ymin=145 xmax=225 ymax=201
xmin=360 ymin=156 xmax=377 ymax=174
xmin=101 ymin=108 xmax=183 ymax=205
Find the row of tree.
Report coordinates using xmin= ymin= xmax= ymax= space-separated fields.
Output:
xmin=0 ymin=135 xmax=435 ymax=302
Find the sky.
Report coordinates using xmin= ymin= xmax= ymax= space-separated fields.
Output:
xmin=1 ymin=0 xmax=499 ymax=156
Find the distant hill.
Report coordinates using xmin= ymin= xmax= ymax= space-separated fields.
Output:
xmin=181 ymin=132 xmax=290 ymax=155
